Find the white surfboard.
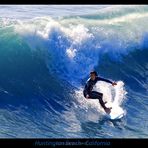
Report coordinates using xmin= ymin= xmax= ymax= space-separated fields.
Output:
xmin=105 ymin=103 xmax=125 ymax=120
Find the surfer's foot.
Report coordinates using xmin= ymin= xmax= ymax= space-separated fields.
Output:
xmin=104 ymin=107 xmax=112 ymax=114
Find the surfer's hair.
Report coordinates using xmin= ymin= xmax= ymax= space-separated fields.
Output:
xmin=90 ymin=71 xmax=98 ymax=76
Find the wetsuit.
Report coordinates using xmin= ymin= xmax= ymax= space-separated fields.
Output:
xmin=83 ymin=76 xmax=113 ymax=109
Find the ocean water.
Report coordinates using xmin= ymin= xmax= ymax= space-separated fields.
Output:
xmin=0 ymin=5 xmax=148 ymax=138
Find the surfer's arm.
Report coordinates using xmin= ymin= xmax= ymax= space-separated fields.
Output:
xmin=98 ymin=77 xmax=117 ymax=86
xmin=84 ymin=83 xmax=89 ymax=95
xmin=84 ymin=80 xmax=91 ymax=97
xmin=98 ymin=77 xmax=113 ymax=84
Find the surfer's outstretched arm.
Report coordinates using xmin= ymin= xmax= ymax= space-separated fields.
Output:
xmin=98 ymin=77 xmax=117 ymax=86
xmin=97 ymin=77 xmax=113 ymax=84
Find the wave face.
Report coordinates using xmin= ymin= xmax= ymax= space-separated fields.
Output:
xmin=0 ymin=5 xmax=148 ymax=138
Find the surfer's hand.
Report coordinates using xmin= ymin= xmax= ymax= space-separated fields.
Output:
xmin=112 ymin=82 xmax=117 ymax=86
xmin=86 ymin=95 xmax=89 ymax=99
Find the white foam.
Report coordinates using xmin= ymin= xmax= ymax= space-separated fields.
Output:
xmin=63 ymin=24 xmax=93 ymax=44
xmin=66 ymin=48 xmax=77 ymax=59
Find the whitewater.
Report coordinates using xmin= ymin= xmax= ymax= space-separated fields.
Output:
xmin=0 ymin=5 xmax=148 ymax=138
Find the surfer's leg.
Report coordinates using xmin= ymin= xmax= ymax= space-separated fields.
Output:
xmin=89 ymin=91 xmax=107 ymax=109
xmin=90 ymin=91 xmax=111 ymax=114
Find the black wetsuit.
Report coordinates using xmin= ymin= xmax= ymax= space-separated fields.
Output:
xmin=83 ymin=76 xmax=113 ymax=109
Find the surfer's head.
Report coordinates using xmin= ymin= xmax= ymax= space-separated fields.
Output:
xmin=90 ymin=71 xmax=97 ymax=80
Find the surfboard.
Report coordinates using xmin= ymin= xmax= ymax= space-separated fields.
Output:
xmin=105 ymin=103 xmax=125 ymax=120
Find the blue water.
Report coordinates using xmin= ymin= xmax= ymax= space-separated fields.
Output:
xmin=0 ymin=5 xmax=148 ymax=138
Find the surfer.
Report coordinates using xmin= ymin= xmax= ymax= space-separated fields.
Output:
xmin=83 ymin=71 xmax=117 ymax=114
